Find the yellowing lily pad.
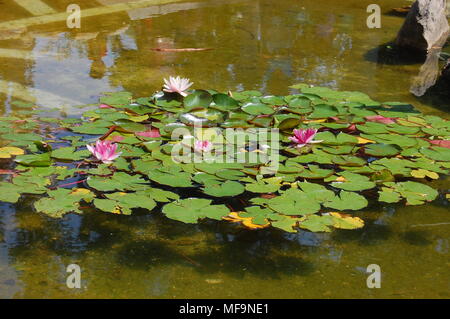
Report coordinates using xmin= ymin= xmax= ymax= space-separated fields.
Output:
xmin=410 ymin=169 xmax=439 ymax=179
xmin=328 ymin=212 xmax=364 ymax=230
xmin=0 ymin=147 xmax=25 ymax=158
xmin=223 ymin=212 xmax=270 ymax=229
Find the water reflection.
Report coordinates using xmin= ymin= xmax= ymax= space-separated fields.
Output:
xmin=0 ymin=203 xmax=22 ymax=298
xmin=0 ymin=0 xmax=448 ymax=115
xmin=0 ymin=200 xmax=446 ymax=298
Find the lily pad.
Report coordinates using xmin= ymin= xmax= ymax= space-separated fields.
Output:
xmin=212 ymin=93 xmax=239 ymax=110
xmin=162 ymin=198 xmax=230 ymax=223
xmin=331 ymin=172 xmax=376 ymax=191
xmin=380 ymin=181 xmax=438 ymax=205
xmin=324 ymin=191 xmax=368 ymax=210
xmin=364 ymin=144 xmax=401 ymax=157
xmin=203 ymin=180 xmax=245 ymax=197
xmin=15 ymin=153 xmax=52 ymax=167
xmin=184 ymin=90 xmax=213 ymax=111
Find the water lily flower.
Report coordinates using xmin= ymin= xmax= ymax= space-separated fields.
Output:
xmin=194 ymin=140 xmax=213 ymax=152
xmin=99 ymin=104 xmax=113 ymax=109
xmin=365 ymin=115 xmax=396 ymax=124
xmin=86 ymin=140 xmax=122 ymax=164
xmin=289 ymin=128 xmax=322 ymax=148
xmin=163 ymin=76 xmax=193 ymax=97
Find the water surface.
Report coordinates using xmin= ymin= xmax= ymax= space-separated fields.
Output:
xmin=0 ymin=0 xmax=449 ymax=298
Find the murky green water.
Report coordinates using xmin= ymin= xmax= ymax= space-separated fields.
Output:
xmin=0 ymin=0 xmax=449 ymax=298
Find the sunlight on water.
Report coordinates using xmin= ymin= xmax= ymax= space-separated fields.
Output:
xmin=0 ymin=0 xmax=449 ymax=298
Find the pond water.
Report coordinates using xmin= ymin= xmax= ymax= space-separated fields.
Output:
xmin=0 ymin=0 xmax=449 ymax=298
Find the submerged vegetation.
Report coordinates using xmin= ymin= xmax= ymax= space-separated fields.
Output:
xmin=0 ymin=80 xmax=449 ymax=234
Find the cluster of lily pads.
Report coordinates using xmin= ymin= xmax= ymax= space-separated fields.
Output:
xmin=0 ymin=78 xmax=449 ymax=233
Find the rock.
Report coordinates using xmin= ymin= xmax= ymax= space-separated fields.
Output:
xmin=395 ymin=0 xmax=449 ymax=53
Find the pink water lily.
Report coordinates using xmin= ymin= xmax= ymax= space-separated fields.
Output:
xmin=86 ymin=140 xmax=122 ymax=164
xmin=194 ymin=140 xmax=213 ymax=152
xmin=163 ymin=76 xmax=193 ymax=97
xmin=289 ymin=128 xmax=322 ymax=148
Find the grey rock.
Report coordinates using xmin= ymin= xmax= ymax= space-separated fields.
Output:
xmin=396 ymin=0 xmax=449 ymax=52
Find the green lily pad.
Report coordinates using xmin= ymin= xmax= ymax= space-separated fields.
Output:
xmin=212 ymin=93 xmax=240 ymax=110
xmin=147 ymin=167 xmax=193 ymax=188
xmin=364 ymin=144 xmax=401 ymax=157
xmin=94 ymin=192 xmax=157 ymax=215
xmin=324 ymin=191 xmax=368 ymax=210
xmin=184 ymin=90 xmax=213 ymax=111
xmin=297 ymin=165 xmax=334 ymax=179
xmin=51 ymin=147 xmax=90 ymax=161
xmin=419 ymin=146 xmax=450 ymax=162
xmin=15 ymin=152 xmax=52 ymax=167
xmin=266 ymin=189 xmax=321 ymax=215
xmin=331 ymin=172 xmax=376 ymax=191
xmin=261 ymin=95 xmax=285 ymax=106
xmin=0 ymin=183 xmax=22 ymax=203
xmin=241 ymin=102 xmax=274 ymax=115
xmin=162 ymin=198 xmax=230 ymax=223
xmin=278 ymin=118 xmax=301 ymax=131
xmin=381 ymin=181 xmax=438 ymax=205
xmin=309 ymin=104 xmax=338 ymax=118
xmin=203 ymin=180 xmax=245 ymax=197
xmin=245 ymin=179 xmax=281 ymax=193
xmin=34 ymin=188 xmax=95 ymax=218
xmin=299 ymin=215 xmax=335 ymax=232
xmin=87 ymin=172 xmax=148 ymax=192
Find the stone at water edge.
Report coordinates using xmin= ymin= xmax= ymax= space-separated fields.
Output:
xmin=395 ymin=0 xmax=449 ymax=53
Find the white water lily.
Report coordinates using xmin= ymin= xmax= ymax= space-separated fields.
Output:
xmin=163 ymin=76 xmax=193 ymax=97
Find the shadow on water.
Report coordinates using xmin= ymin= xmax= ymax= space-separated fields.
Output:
xmin=332 ymin=222 xmax=393 ymax=246
xmin=98 ymin=214 xmax=316 ymax=279
xmin=401 ymin=230 xmax=433 ymax=246
xmin=189 ymin=229 xmax=315 ymax=279
xmin=2 ymin=196 xmax=449 ymax=298
xmin=364 ymin=42 xmax=426 ymax=66
xmin=6 ymin=205 xmax=317 ymax=280
xmin=117 ymin=239 xmax=183 ymax=268
xmin=417 ymin=77 xmax=450 ymax=112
